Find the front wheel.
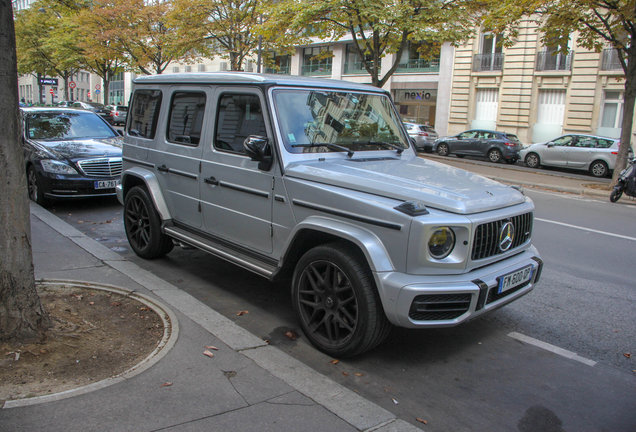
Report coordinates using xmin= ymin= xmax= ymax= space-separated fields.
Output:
xmin=124 ymin=186 xmax=174 ymax=259
xmin=488 ymin=149 xmax=503 ymax=163
xmin=525 ymin=153 xmax=540 ymax=168
xmin=610 ymin=187 xmax=623 ymax=203
xmin=27 ymin=165 xmax=49 ymax=207
xmin=292 ymin=243 xmax=391 ymax=357
xmin=590 ymin=160 xmax=608 ymax=178
xmin=437 ymin=143 xmax=449 ymax=156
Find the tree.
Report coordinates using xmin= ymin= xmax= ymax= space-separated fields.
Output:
xmin=171 ymin=0 xmax=265 ymax=71
xmin=261 ymin=0 xmax=480 ymax=87
xmin=0 ymin=0 xmax=51 ymax=340
xmin=481 ymin=0 xmax=636 ymax=185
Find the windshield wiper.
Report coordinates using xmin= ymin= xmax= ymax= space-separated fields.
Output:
xmin=292 ymin=143 xmax=355 ymax=158
xmin=353 ymin=140 xmax=404 ymax=155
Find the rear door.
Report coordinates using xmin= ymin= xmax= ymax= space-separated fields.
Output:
xmin=200 ymin=89 xmax=274 ymax=254
xmin=566 ymin=135 xmax=597 ymax=168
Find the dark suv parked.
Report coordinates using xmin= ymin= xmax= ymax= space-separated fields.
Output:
xmin=434 ymin=129 xmax=523 ymax=164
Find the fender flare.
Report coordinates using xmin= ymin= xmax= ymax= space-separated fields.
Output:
xmin=121 ymin=167 xmax=172 ymax=221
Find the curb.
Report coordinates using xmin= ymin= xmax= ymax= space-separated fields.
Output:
xmin=2 ymin=280 xmax=179 ymax=409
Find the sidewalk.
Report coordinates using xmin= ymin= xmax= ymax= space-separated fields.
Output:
xmin=0 ymin=204 xmax=419 ymax=432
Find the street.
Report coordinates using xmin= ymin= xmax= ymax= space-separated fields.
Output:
xmin=42 ymin=161 xmax=636 ymax=432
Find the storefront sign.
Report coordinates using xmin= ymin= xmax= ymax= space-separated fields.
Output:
xmin=39 ymin=78 xmax=58 ymax=86
xmin=394 ymin=89 xmax=438 ymax=104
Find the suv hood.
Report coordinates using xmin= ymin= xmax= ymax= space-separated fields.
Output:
xmin=29 ymin=137 xmax=122 ymax=161
xmin=286 ymin=155 xmax=526 ymax=215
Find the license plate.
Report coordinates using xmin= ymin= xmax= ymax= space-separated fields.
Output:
xmin=94 ymin=180 xmax=120 ymax=189
xmin=497 ymin=265 xmax=533 ymax=294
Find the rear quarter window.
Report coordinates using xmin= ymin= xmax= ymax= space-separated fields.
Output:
xmin=128 ymin=89 xmax=162 ymax=139
xmin=505 ymin=134 xmax=521 ymax=143
xmin=595 ymin=138 xmax=614 ymax=148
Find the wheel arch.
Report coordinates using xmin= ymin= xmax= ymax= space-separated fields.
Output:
xmin=121 ymin=167 xmax=172 ymax=221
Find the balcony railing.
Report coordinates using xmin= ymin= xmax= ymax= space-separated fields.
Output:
xmin=396 ymin=58 xmax=440 ymax=73
xmin=472 ymin=53 xmax=504 ymax=72
xmin=264 ymin=66 xmax=290 ymax=74
xmin=601 ymin=49 xmax=623 ymax=71
xmin=343 ymin=61 xmax=381 ymax=75
xmin=301 ymin=63 xmax=332 ymax=76
xmin=536 ymin=50 xmax=572 ymax=71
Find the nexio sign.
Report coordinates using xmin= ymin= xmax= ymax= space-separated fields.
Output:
xmin=395 ymin=89 xmax=437 ymax=103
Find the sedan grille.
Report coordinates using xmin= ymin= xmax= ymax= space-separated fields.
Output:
xmin=78 ymin=157 xmax=122 ymax=177
xmin=409 ymin=294 xmax=472 ymax=321
xmin=472 ymin=212 xmax=533 ymax=261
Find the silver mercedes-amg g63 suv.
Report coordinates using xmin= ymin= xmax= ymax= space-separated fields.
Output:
xmin=117 ymin=72 xmax=542 ymax=357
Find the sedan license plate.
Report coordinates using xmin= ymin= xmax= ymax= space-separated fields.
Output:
xmin=497 ymin=265 xmax=533 ymax=294
xmin=94 ymin=180 xmax=120 ymax=190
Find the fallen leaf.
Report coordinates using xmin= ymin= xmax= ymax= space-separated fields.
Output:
xmin=392 ymin=398 xmax=399 ymax=404
xmin=77 ymin=221 xmax=84 ymax=224
xmin=139 ymin=307 xmax=150 ymax=311
xmin=284 ymin=331 xmax=298 ymax=340
xmin=203 ymin=350 xmax=214 ymax=358
xmin=111 ymin=302 xmax=122 ymax=306
xmin=330 ymin=359 xmax=340 ymax=365
xmin=71 ymin=294 xmax=83 ymax=300
xmin=160 ymin=382 xmax=173 ymax=387
xmin=342 ymin=372 xmax=349 ymax=377
xmin=106 ymin=220 xmax=112 ymax=224
xmin=624 ymin=353 xmax=632 ymax=358
xmin=205 ymin=346 xmax=218 ymax=350
xmin=354 ymin=372 xmax=364 ymax=377
xmin=416 ymin=418 xmax=428 ymax=425
xmin=88 ymin=302 xmax=95 ymax=305
xmin=236 ymin=310 xmax=249 ymax=316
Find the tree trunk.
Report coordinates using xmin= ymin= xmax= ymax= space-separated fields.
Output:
xmin=0 ymin=0 xmax=51 ymax=341
xmin=611 ymin=47 xmax=636 ymax=187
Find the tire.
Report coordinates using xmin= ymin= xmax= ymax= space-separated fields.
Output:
xmin=504 ymin=158 xmax=518 ymax=165
xmin=610 ymin=188 xmax=623 ymax=203
xmin=437 ymin=143 xmax=449 ymax=156
xmin=124 ymin=186 xmax=174 ymax=259
xmin=488 ymin=149 xmax=503 ymax=163
xmin=292 ymin=243 xmax=391 ymax=357
xmin=27 ymin=165 xmax=50 ymax=207
xmin=525 ymin=153 xmax=540 ymax=168
xmin=590 ymin=160 xmax=608 ymax=178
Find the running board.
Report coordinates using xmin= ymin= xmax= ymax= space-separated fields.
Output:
xmin=164 ymin=226 xmax=278 ymax=279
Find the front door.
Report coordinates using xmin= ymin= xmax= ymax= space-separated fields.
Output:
xmin=542 ymin=135 xmax=573 ymax=167
xmin=200 ymin=89 xmax=274 ymax=254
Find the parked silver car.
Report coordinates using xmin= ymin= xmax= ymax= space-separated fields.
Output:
xmin=403 ymin=122 xmax=438 ymax=152
xmin=118 ymin=73 xmax=542 ymax=357
xmin=520 ymin=134 xmax=625 ymax=177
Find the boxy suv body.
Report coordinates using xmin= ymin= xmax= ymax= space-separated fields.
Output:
xmin=117 ymin=73 xmax=542 ymax=357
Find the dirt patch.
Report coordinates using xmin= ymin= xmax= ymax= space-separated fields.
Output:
xmin=0 ymin=283 xmax=166 ymax=402
xmin=583 ymin=183 xmax=612 ymax=191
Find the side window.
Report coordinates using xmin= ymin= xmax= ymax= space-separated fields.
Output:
xmin=552 ymin=136 xmax=573 ymax=146
xmin=128 ymin=89 xmax=162 ymax=139
xmin=596 ymin=138 xmax=613 ymax=149
xmin=166 ymin=92 xmax=206 ymax=146
xmin=214 ymin=93 xmax=266 ymax=153
xmin=575 ymin=137 xmax=595 ymax=147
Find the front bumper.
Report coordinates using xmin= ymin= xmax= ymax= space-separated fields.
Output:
xmin=38 ymin=170 xmax=119 ymax=199
xmin=375 ymin=246 xmax=542 ymax=328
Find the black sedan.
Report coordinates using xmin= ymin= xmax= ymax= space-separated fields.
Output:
xmin=21 ymin=108 xmax=123 ymax=207
xmin=433 ymin=129 xmax=523 ymax=164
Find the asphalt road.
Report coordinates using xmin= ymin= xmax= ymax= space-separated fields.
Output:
xmin=42 ymin=161 xmax=636 ymax=432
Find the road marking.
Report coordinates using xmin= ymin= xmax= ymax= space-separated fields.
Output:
xmin=535 ymin=218 xmax=636 ymax=242
xmin=508 ymin=332 xmax=597 ymax=367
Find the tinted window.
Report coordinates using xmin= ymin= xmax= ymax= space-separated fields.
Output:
xmin=128 ymin=89 xmax=162 ymax=139
xmin=215 ymin=93 xmax=266 ymax=153
xmin=595 ymin=138 xmax=614 ymax=148
xmin=551 ymin=136 xmax=574 ymax=146
xmin=166 ymin=92 xmax=206 ymax=146
xmin=25 ymin=111 xmax=117 ymax=140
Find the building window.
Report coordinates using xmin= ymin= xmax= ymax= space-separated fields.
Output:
xmin=173 ymin=66 xmax=180 ymax=73
xmin=473 ymin=33 xmax=504 ymax=72
xmin=533 ymin=89 xmax=566 ymax=143
xmin=264 ymin=52 xmax=291 ymax=74
xmin=472 ymin=88 xmax=498 ymax=130
xmin=396 ymin=42 xmax=440 ymax=73
xmin=536 ymin=36 xmax=572 ymax=71
xmin=601 ymin=49 xmax=623 ymax=71
xmin=185 ymin=65 xmax=191 ymax=72
xmin=301 ymin=45 xmax=332 ymax=76
xmin=597 ymin=91 xmax=623 ymax=139
xmin=198 ymin=64 xmax=206 ymax=72
xmin=344 ymin=44 xmax=381 ymax=75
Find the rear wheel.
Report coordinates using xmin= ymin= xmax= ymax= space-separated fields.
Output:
xmin=124 ymin=186 xmax=174 ymax=259
xmin=525 ymin=153 xmax=540 ymax=168
xmin=610 ymin=188 xmax=623 ymax=203
xmin=590 ymin=160 xmax=608 ymax=178
xmin=437 ymin=143 xmax=449 ymax=156
xmin=488 ymin=149 xmax=503 ymax=163
xmin=292 ymin=243 xmax=391 ymax=357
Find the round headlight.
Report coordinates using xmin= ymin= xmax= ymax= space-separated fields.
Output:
xmin=428 ymin=227 xmax=455 ymax=260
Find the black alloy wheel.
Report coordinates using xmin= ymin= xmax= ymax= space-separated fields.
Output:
xmin=488 ymin=148 xmax=503 ymax=163
xmin=124 ymin=186 xmax=174 ymax=259
xmin=27 ymin=165 xmax=49 ymax=207
xmin=292 ymin=243 xmax=391 ymax=357
xmin=525 ymin=153 xmax=540 ymax=168
xmin=610 ymin=188 xmax=623 ymax=203
xmin=437 ymin=143 xmax=450 ymax=156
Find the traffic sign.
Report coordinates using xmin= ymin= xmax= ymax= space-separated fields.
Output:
xmin=95 ymin=84 xmax=101 ymax=90
xmin=69 ymin=81 xmax=76 ymax=89
xmin=49 ymin=89 xmax=54 ymax=95
xmin=87 ymin=91 xmax=91 ymax=98
xmin=95 ymin=89 xmax=100 ymax=94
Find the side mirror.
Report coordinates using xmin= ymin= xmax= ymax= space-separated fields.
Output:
xmin=546 ymin=143 xmax=554 ymax=148
xmin=243 ymin=135 xmax=273 ymax=171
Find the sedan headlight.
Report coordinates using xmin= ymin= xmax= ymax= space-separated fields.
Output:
xmin=41 ymin=159 xmax=79 ymax=175
xmin=428 ymin=227 xmax=456 ymax=260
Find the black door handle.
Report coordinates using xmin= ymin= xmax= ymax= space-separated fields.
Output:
xmin=157 ymin=165 xmax=169 ymax=173
xmin=204 ymin=176 xmax=219 ymax=186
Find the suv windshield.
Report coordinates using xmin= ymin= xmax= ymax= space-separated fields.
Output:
xmin=273 ymin=89 xmax=409 ymax=154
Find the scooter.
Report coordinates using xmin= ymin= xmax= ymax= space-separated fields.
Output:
xmin=610 ymin=158 xmax=636 ymax=203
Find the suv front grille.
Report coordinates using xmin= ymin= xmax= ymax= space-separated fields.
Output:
xmin=78 ymin=157 xmax=122 ymax=177
xmin=409 ymin=294 xmax=472 ymax=321
xmin=472 ymin=212 xmax=533 ymax=261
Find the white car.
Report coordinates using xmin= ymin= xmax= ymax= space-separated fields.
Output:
xmin=520 ymin=134 xmax=624 ymax=178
